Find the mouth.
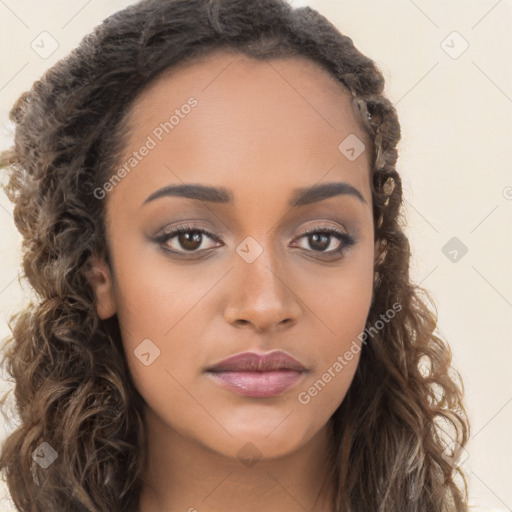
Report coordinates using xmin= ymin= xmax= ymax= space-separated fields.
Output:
xmin=205 ymin=351 xmax=307 ymax=398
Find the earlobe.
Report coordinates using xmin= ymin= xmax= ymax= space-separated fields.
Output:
xmin=85 ymin=255 xmax=117 ymax=319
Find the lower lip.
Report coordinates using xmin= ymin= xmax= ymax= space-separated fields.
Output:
xmin=207 ymin=370 xmax=304 ymax=398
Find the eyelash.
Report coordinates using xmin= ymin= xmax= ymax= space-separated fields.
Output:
xmin=155 ymin=223 xmax=356 ymax=259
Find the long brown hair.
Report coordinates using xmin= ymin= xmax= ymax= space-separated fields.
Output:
xmin=0 ymin=0 xmax=470 ymax=510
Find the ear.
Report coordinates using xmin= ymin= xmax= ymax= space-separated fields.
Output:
xmin=85 ymin=255 xmax=117 ymax=319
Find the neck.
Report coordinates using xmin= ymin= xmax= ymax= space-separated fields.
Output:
xmin=138 ymin=406 xmax=336 ymax=512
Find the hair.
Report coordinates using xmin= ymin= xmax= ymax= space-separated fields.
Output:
xmin=0 ymin=0 xmax=470 ymax=510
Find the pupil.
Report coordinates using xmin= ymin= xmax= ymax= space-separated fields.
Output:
xmin=310 ymin=233 xmax=329 ymax=251
xmin=180 ymin=231 xmax=202 ymax=251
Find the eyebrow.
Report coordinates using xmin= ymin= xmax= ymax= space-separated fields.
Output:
xmin=142 ymin=181 xmax=367 ymax=207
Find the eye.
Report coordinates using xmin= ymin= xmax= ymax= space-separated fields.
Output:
xmin=291 ymin=225 xmax=355 ymax=257
xmin=153 ymin=223 xmax=356 ymax=259
xmin=155 ymin=223 xmax=222 ymax=254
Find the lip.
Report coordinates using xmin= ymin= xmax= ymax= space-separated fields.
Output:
xmin=207 ymin=351 xmax=306 ymax=372
xmin=206 ymin=351 xmax=307 ymax=398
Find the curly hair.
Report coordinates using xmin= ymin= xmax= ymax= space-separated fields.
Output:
xmin=0 ymin=0 xmax=470 ymax=510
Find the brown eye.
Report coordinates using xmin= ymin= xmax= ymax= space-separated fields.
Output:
xmin=156 ymin=224 xmax=222 ymax=254
xmin=177 ymin=231 xmax=203 ymax=251
xmin=307 ymin=233 xmax=331 ymax=252
xmin=292 ymin=225 xmax=356 ymax=257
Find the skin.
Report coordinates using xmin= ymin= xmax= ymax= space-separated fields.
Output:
xmin=88 ymin=50 xmax=376 ymax=512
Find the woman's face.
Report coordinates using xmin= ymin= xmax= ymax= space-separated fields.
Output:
xmin=91 ymin=51 xmax=375 ymax=462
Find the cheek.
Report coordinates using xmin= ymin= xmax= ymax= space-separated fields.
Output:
xmin=296 ymin=351 xmax=360 ymax=426
xmin=288 ymin=245 xmax=374 ymax=419
xmin=297 ymin=241 xmax=375 ymax=347
xmin=292 ymin=288 xmax=370 ymax=430
xmin=109 ymin=244 xmax=226 ymax=403
xmin=110 ymin=236 xmax=212 ymax=341
xmin=112 ymin=263 xmax=208 ymax=380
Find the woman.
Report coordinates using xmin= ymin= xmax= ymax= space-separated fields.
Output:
xmin=0 ymin=0 xmax=470 ymax=510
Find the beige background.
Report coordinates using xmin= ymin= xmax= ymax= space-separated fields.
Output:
xmin=0 ymin=1 xmax=511 ymax=510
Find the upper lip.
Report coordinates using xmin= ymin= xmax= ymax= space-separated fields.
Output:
xmin=207 ymin=351 xmax=306 ymax=372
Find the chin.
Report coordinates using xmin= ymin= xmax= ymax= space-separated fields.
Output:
xmin=212 ymin=420 xmax=321 ymax=462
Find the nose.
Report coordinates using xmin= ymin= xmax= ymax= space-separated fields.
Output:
xmin=223 ymin=242 xmax=302 ymax=333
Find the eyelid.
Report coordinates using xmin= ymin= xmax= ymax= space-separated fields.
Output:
xmin=294 ymin=222 xmax=348 ymax=238
xmin=154 ymin=220 xmax=222 ymax=242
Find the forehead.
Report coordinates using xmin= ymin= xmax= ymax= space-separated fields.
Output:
xmin=113 ymin=50 xmax=373 ymax=208
xmin=128 ymin=49 xmax=369 ymax=142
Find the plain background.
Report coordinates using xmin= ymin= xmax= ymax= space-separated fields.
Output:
xmin=0 ymin=1 xmax=511 ymax=511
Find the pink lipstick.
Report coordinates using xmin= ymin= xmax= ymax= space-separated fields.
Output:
xmin=206 ymin=351 xmax=306 ymax=398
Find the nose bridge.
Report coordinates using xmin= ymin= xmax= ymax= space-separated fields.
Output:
xmin=224 ymin=233 xmax=301 ymax=330
xmin=238 ymin=235 xmax=283 ymax=295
